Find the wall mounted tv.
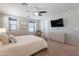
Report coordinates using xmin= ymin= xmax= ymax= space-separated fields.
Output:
xmin=51 ymin=18 xmax=64 ymax=27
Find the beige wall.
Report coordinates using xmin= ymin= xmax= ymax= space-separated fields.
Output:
xmin=41 ymin=9 xmax=79 ymax=45
xmin=0 ymin=14 xmax=29 ymax=36
xmin=0 ymin=14 xmax=41 ymax=36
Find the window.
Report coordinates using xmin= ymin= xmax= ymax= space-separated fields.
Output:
xmin=29 ymin=21 xmax=36 ymax=32
xmin=9 ymin=17 xmax=17 ymax=32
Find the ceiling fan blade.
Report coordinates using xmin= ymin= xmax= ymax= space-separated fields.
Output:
xmin=38 ymin=14 xmax=42 ymax=16
xmin=39 ymin=11 xmax=47 ymax=13
xmin=22 ymin=3 xmax=28 ymax=6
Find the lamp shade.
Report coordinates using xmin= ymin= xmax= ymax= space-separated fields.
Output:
xmin=0 ymin=28 xmax=6 ymax=33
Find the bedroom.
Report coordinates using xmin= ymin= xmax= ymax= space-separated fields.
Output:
xmin=0 ymin=3 xmax=79 ymax=56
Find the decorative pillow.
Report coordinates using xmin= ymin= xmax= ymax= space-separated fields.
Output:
xmin=0 ymin=33 xmax=9 ymax=44
xmin=9 ymin=35 xmax=17 ymax=43
xmin=0 ymin=41 xmax=3 ymax=47
xmin=0 ymin=41 xmax=3 ymax=46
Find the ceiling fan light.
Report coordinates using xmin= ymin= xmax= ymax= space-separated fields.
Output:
xmin=34 ymin=12 xmax=39 ymax=15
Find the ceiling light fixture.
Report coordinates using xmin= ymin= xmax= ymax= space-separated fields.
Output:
xmin=34 ymin=12 xmax=39 ymax=15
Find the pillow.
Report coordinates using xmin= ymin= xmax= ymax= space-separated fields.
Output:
xmin=0 ymin=41 xmax=3 ymax=48
xmin=0 ymin=33 xmax=9 ymax=44
xmin=0 ymin=41 xmax=3 ymax=46
xmin=9 ymin=35 xmax=17 ymax=43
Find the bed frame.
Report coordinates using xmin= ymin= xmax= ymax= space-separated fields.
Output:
xmin=31 ymin=48 xmax=47 ymax=56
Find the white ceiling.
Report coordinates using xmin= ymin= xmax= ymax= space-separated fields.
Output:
xmin=0 ymin=3 xmax=79 ymax=19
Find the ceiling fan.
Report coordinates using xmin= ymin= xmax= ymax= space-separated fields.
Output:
xmin=32 ymin=7 xmax=47 ymax=16
xmin=22 ymin=3 xmax=47 ymax=16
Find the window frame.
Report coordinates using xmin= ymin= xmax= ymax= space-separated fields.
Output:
xmin=28 ymin=21 xmax=36 ymax=32
xmin=9 ymin=17 xmax=17 ymax=32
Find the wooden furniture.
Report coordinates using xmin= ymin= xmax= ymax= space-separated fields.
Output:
xmin=48 ymin=32 xmax=65 ymax=43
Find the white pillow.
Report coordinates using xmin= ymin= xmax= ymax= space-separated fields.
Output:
xmin=0 ymin=33 xmax=9 ymax=44
xmin=9 ymin=35 xmax=17 ymax=43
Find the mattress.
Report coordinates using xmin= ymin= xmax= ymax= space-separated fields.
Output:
xmin=0 ymin=35 xmax=47 ymax=56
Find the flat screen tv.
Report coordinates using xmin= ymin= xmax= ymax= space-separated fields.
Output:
xmin=51 ymin=18 xmax=64 ymax=27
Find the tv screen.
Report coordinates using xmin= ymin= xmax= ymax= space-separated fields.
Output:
xmin=51 ymin=18 xmax=64 ymax=27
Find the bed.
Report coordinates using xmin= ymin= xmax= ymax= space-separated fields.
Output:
xmin=0 ymin=35 xmax=47 ymax=56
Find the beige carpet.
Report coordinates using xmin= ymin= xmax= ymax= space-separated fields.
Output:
xmin=34 ymin=39 xmax=79 ymax=56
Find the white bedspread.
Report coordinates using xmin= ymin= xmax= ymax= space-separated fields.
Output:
xmin=0 ymin=35 xmax=47 ymax=56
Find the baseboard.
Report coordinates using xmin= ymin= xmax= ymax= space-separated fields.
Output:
xmin=49 ymin=39 xmax=65 ymax=44
xmin=66 ymin=41 xmax=79 ymax=46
